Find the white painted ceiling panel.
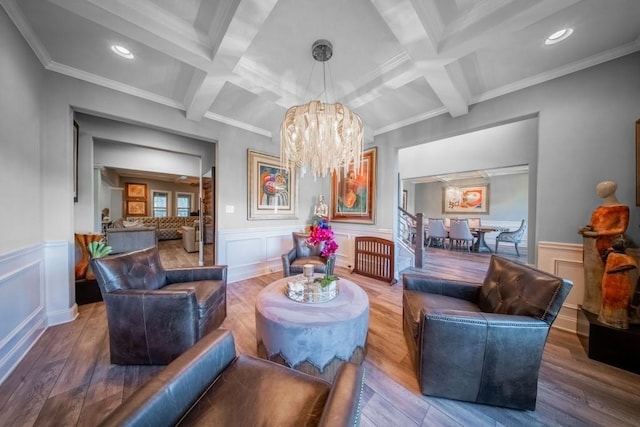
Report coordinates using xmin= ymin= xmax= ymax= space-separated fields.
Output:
xmin=3 ymin=0 xmax=639 ymax=138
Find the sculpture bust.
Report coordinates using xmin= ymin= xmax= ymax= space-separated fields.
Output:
xmin=578 ymin=180 xmax=629 ymax=256
xmin=314 ymin=195 xmax=328 ymax=218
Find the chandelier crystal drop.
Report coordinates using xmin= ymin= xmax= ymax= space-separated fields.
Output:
xmin=280 ymin=40 xmax=364 ymax=180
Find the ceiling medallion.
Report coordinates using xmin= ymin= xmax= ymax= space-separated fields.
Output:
xmin=280 ymin=40 xmax=364 ymax=180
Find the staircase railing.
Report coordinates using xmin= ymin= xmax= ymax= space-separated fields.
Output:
xmin=398 ymin=207 xmax=425 ymax=268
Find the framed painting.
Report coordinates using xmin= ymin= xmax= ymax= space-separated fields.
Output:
xmin=126 ymin=183 xmax=147 ymax=200
xmin=126 ymin=200 xmax=147 ymax=216
xmin=442 ymin=184 xmax=489 ymax=214
xmin=330 ymin=147 xmax=377 ymax=224
xmin=402 ymin=189 xmax=408 ymax=211
xmin=247 ymin=150 xmax=297 ymax=220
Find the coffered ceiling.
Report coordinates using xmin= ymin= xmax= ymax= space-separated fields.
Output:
xmin=3 ymin=0 xmax=640 ymax=141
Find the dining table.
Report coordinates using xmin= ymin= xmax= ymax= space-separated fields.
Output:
xmin=470 ymin=226 xmax=508 ymax=253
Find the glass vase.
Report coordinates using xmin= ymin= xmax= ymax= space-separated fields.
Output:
xmin=325 ymin=254 xmax=336 ymax=276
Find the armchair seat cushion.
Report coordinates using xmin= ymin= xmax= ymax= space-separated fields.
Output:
xmin=291 ymin=256 xmax=328 ymax=269
xmin=282 ymin=233 xmax=331 ymax=277
xmin=403 ymin=291 xmax=481 ymax=340
xmin=181 ymin=355 xmax=331 ymax=426
xmin=164 ymin=280 xmax=225 ymax=319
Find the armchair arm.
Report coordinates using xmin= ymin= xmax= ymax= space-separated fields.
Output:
xmin=318 ymin=362 xmax=365 ymax=427
xmin=165 ymin=265 xmax=227 ymax=284
xmin=103 ymin=289 xmax=200 ymax=364
xmin=282 ymin=248 xmax=297 ymax=277
xmin=99 ymin=330 xmax=237 ymax=427
xmin=403 ymin=274 xmax=481 ymax=302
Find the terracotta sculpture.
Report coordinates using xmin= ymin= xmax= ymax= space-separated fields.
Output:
xmin=578 ymin=181 xmax=629 ymax=314
xmin=598 ymin=237 xmax=637 ymax=328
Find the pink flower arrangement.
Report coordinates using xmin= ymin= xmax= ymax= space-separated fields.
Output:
xmin=307 ymin=219 xmax=338 ymax=257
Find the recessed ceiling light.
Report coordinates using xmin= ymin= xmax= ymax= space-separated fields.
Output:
xmin=111 ymin=44 xmax=134 ymax=59
xmin=545 ymin=28 xmax=573 ymax=46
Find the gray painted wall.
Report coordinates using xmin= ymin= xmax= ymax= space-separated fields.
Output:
xmin=0 ymin=8 xmax=45 ymax=253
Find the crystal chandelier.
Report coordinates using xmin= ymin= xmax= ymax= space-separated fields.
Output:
xmin=280 ymin=40 xmax=364 ymax=180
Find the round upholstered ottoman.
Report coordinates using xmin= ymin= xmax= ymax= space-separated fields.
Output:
xmin=255 ymin=276 xmax=369 ymax=382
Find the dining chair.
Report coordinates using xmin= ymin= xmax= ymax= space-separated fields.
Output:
xmin=426 ymin=218 xmax=448 ymax=248
xmin=448 ymin=219 xmax=475 ymax=252
xmin=467 ymin=218 xmax=481 ymax=229
xmin=495 ymin=219 xmax=527 ymax=256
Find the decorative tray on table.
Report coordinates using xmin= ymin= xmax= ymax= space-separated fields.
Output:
xmin=285 ymin=276 xmax=339 ymax=304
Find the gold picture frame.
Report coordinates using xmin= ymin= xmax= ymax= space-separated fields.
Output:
xmin=330 ymin=147 xmax=377 ymax=224
xmin=442 ymin=184 xmax=489 ymax=214
xmin=126 ymin=200 xmax=147 ymax=216
xmin=247 ymin=150 xmax=298 ymax=220
xmin=126 ymin=183 xmax=147 ymax=200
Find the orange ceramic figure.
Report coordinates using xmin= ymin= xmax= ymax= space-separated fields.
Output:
xmin=599 ymin=247 xmax=637 ymax=329
xmin=579 ymin=181 xmax=629 ymax=256
xmin=578 ymin=181 xmax=630 ymax=315
xmin=588 ymin=204 xmax=630 ymax=256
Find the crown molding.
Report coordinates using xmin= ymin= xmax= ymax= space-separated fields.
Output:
xmin=47 ymin=61 xmax=185 ymax=110
xmin=472 ymin=40 xmax=640 ymax=105
xmin=374 ymin=107 xmax=449 ymax=136
xmin=203 ymin=112 xmax=272 ymax=138
xmin=0 ymin=0 xmax=51 ymax=66
xmin=375 ymin=41 xmax=640 ymax=136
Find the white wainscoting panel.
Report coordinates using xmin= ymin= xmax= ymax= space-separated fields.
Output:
xmin=218 ymin=224 xmax=394 ymax=283
xmin=0 ymin=243 xmax=47 ymax=384
xmin=329 ymin=224 xmax=393 ymax=270
xmin=44 ymin=241 xmax=78 ymax=326
xmin=218 ymin=225 xmax=303 ymax=283
xmin=537 ymin=241 xmax=585 ymax=334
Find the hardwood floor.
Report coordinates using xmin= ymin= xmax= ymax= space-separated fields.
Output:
xmin=1 ymin=244 xmax=639 ymax=426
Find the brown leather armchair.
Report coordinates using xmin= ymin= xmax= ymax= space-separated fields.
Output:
xmin=282 ymin=232 xmax=333 ymax=277
xmin=91 ymin=246 xmax=227 ymax=365
xmin=99 ymin=329 xmax=365 ymax=427
xmin=402 ymin=255 xmax=572 ymax=410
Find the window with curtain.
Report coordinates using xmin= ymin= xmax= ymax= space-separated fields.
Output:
xmin=176 ymin=193 xmax=192 ymax=217
xmin=153 ymin=191 xmax=168 ymax=217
